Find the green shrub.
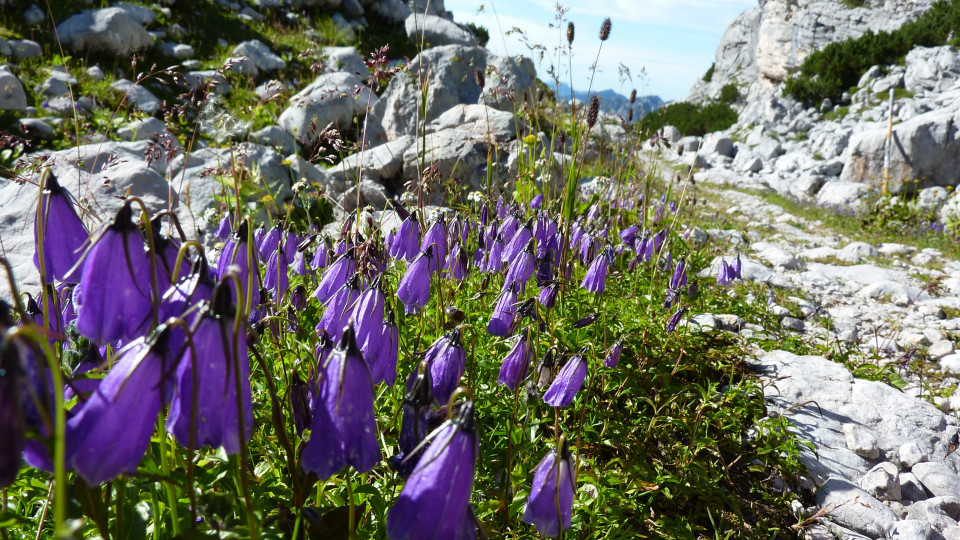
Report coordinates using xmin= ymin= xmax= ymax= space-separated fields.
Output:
xmin=702 ymin=62 xmax=715 ymax=82
xmin=719 ymin=83 xmax=740 ymax=104
xmin=843 ymin=0 xmax=868 ymax=7
xmin=784 ymin=0 xmax=960 ymax=105
xmin=466 ymin=22 xmax=490 ymax=47
xmin=641 ymin=101 xmax=738 ymax=137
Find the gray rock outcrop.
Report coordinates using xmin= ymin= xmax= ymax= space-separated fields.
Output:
xmin=56 ymin=7 xmax=154 ymax=56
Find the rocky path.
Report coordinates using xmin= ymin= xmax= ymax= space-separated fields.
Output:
xmin=697 ymin=184 xmax=960 ymax=539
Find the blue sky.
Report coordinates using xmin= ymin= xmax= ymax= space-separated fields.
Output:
xmin=444 ymin=0 xmax=756 ymax=101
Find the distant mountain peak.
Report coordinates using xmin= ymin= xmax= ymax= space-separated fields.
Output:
xmin=555 ymin=82 xmax=663 ymax=119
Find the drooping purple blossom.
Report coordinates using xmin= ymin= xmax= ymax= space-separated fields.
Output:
xmin=522 ymin=438 xmax=576 ymax=537
xmin=216 ymin=221 xmax=261 ymax=309
xmin=503 ymin=241 xmax=535 ymax=292
xmin=301 ymin=325 xmax=379 ymax=479
xmin=74 ymin=202 xmax=154 ymax=344
xmin=263 ymin=245 xmax=289 ymax=300
xmin=498 ymin=332 xmax=531 ymax=391
xmin=33 ymin=171 xmax=89 ymax=283
xmin=387 ymin=401 xmax=477 ymax=540
xmin=314 ymin=253 xmax=355 ymax=303
xmin=543 ymin=354 xmax=587 ymax=407
xmin=604 ymin=339 xmax=624 ymax=368
xmin=423 ymin=329 xmax=466 ymax=405
xmin=487 ymin=281 xmax=519 ymax=337
xmin=392 ymin=363 xmax=433 ymax=477
xmin=421 ymin=217 xmax=448 ymax=264
xmin=581 ymin=248 xmax=610 ymax=295
xmin=67 ymin=326 xmax=182 ymax=485
xmin=397 ymin=247 xmax=438 ymax=314
xmin=167 ymin=290 xmax=252 ymax=454
xmin=388 ymin=215 xmax=421 ymax=262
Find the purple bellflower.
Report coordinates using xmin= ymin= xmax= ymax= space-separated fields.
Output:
xmin=301 ymin=325 xmax=380 ymax=479
xmin=167 ymin=289 xmax=252 ymax=454
xmin=522 ymin=437 xmax=576 ymax=537
xmin=214 ymin=214 xmax=232 ymax=240
xmin=498 ymin=331 xmax=531 ymax=391
xmin=503 ymin=241 xmax=535 ymax=293
xmin=216 ymin=221 xmax=261 ymax=309
xmin=397 ymin=247 xmax=438 ymax=314
xmin=264 ymin=245 xmax=290 ymax=300
xmin=314 ymin=252 xmax=355 ymax=303
xmin=67 ymin=326 xmax=182 ymax=485
xmin=581 ymin=248 xmax=611 ymax=295
xmin=258 ymin=225 xmax=281 ymax=260
xmin=502 ymin=221 xmax=533 ymax=265
xmin=352 ymin=281 xmax=386 ymax=380
xmin=388 ymin=215 xmax=421 ymax=261
xmin=487 ymin=281 xmax=519 ymax=337
xmin=538 ymin=283 xmax=559 ymax=309
xmin=379 ymin=309 xmax=400 ymax=387
xmin=316 ymin=274 xmax=361 ymax=341
xmin=666 ymin=306 xmax=687 ymax=333
xmin=604 ymin=339 xmax=624 ymax=368
xmin=33 ymin=171 xmax=89 ymax=283
xmin=74 ymin=202 xmax=154 ymax=344
xmin=543 ymin=354 xmax=587 ymax=408
xmin=423 ymin=329 xmax=467 ymax=405
xmin=391 ymin=363 xmax=433 ymax=477
xmin=421 ymin=217 xmax=448 ymax=264
xmin=387 ymin=401 xmax=478 ymax=540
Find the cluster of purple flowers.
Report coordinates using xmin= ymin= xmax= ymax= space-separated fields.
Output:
xmin=5 ymin=166 xmax=704 ymax=537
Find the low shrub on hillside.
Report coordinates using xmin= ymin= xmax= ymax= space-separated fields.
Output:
xmin=784 ymin=0 xmax=960 ymax=104
xmin=641 ymin=101 xmax=738 ymax=137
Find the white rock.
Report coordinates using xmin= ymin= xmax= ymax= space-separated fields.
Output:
xmin=816 ymin=181 xmax=870 ymax=207
xmin=941 ymin=354 xmax=960 ymax=376
xmin=843 ymin=423 xmax=880 ymax=459
xmin=404 ymin=13 xmax=476 ymax=47
xmin=230 ymin=40 xmax=286 ymax=76
xmin=56 ymin=8 xmax=154 ymax=56
xmin=930 ymin=341 xmax=956 ymax=361
xmin=905 ymin=497 xmax=960 ymax=531
xmin=0 ymin=70 xmax=27 ymax=111
xmin=887 ymin=520 xmax=947 ymax=540
xmin=278 ymin=72 xmax=371 ymax=145
xmin=901 ymin=441 xmax=932 ymax=469
xmin=752 ymin=242 xmax=800 ymax=270
xmin=322 ymin=46 xmax=369 ymax=77
xmin=914 ymin=462 xmax=960 ymax=498
xmin=859 ymin=462 xmax=900 ymax=501
xmin=117 ymin=116 xmax=169 ymax=141
xmin=814 ymin=478 xmax=899 ymax=538
xmin=111 ymin=79 xmax=160 ymax=114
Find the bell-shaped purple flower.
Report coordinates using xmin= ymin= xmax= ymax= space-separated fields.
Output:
xmin=423 ymin=329 xmax=466 ymax=404
xmin=581 ymin=249 xmax=610 ymax=295
xmin=487 ymin=281 xmax=519 ymax=337
xmin=317 ymin=274 xmax=361 ymax=341
xmin=314 ymin=253 xmax=355 ymax=303
xmin=522 ymin=437 xmax=576 ymax=537
xmin=604 ymin=339 xmax=623 ymax=368
xmin=387 ymin=401 xmax=477 ymax=540
xmin=421 ymin=217 xmax=448 ymax=264
xmin=74 ymin=202 xmax=154 ymax=344
xmin=167 ymin=291 xmax=253 ymax=454
xmin=301 ymin=325 xmax=379 ymax=479
xmin=67 ymin=326 xmax=182 ymax=485
xmin=502 ymin=221 xmax=533 ymax=265
xmin=379 ymin=309 xmax=400 ymax=387
xmin=159 ymin=255 xmax=214 ymax=324
xmin=666 ymin=306 xmax=687 ymax=333
xmin=292 ymin=250 xmax=309 ymax=277
xmin=310 ymin=238 xmax=330 ymax=270
xmin=388 ymin=215 xmax=421 ymax=261
xmin=392 ymin=363 xmax=433 ymax=477
xmin=290 ymin=373 xmax=312 ymax=436
xmin=397 ymin=247 xmax=437 ymax=314
xmin=214 ymin=214 xmax=232 ymax=240
xmin=543 ymin=354 xmax=587 ymax=408
xmin=670 ymin=259 xmax=688 ymax=290
xmin=216 ymin=221 xmax=261 ymax=309
xmin=34 ymin=171 xmax=89 ymax=283
xmin=482 ymin=233 xmax=504 ymax=274
xmin=258 ymin=225 xmax=281 ymax=260
xmin=530 ymin=193 xmax=544 ymax=210
xmin=503 ymin=241 xmax=535 ymax=293
xmin=538 ymin=283 xmax=559 ymax=309
xmin=352 ymin=282 xmax=385 ymax=375
xmin=498 ymin=332 xmax=531 ymax=391
xmin=263 ymin=245 xmax=289 ymax=300
xmin=444 ymin=243 xmax=468 ymax=282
